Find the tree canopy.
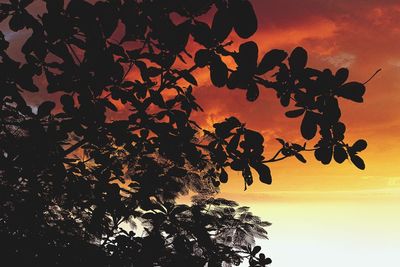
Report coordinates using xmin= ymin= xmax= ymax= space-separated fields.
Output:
xmin=0 ymin=0 xmax=367 ymax=266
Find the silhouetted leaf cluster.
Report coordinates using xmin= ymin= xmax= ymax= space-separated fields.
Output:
xmin=0 ymin=0 xmax=367 ymax=266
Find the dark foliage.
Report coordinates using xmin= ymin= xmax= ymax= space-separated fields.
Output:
xmin=0 ymin=0 xmax=367 ymax=266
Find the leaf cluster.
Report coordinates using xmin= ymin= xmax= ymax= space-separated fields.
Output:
xmin=0 ymin=0 xmax=367 ymax=266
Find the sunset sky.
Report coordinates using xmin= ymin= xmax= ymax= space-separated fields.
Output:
xmin=192 ymin=0 xmax=400 ymax=194
xmin=197 ymin=1 xmax=400 ymax=266
xmin=2 ymin=0 xmax=400 ymax=266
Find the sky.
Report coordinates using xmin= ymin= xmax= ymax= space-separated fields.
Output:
xmin=2 ymin=0 xmax=400 ymax=266
xmin=191 ymin=0 xmax=400 ymax=195
xmin=195 ymin=1 xmax=400 ymax=266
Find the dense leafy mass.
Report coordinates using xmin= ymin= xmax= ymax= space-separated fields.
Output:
xmin=0 ymin=0 xmax=367 ymax=266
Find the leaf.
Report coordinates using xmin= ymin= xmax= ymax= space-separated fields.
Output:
xmin=352 ymin=139 xmax=367 ymax=152
xmin=210 ymin=56 xmax=228 ymax=87
xmin=60 ymin=94 xmax=74 ymax=112
xmin=220 ymin=168 xmax=228 ymax=183
xmin=285 ymin=109 xmax=305 ymax=118
xmin=102 ymin=99 xmax=118 ymax=112
xmin=212 ymin=179 xmax=221 ymax=187
xmin=147 ymin=67 xmax=161 ymax=77
xmin=214 ymin=117 xmax=241 ymax=138
xmin=138 ymin=128 xmax=148 ymax=139
xmin=67 ymin=0 xmax=93 ymax=19
xmin=212 ymin=7 xmax=232 ymax=42
xmin=244 ymin=129 xmax=264 ymax=146
xmin=280 ymin=93 xmax=290 ymax=107
xmin=257 ymin=49 xmax=288 ymax=74
xmin=294 ymin=152 xmax=306 ymax=163
xmin=20 ymin=0 xmax=34 ymax=7
xmin=45 ymin=0 xmax=64 ymax=12
xmin=17 ymin=65 xmax=39 ymax=92
xmin=149 ymin=90 xmax=165 ymax=108
xmin=37 ymin=101 xmax=56 ymax=118
xmin=179 ymin=70 xmax=197 ymax=86
xmin=191 ymin=21 xmax=214 ymax=47
xmin=333 ymin=145 xmax=347 ymax=163
xmin=251 ymin=162 xmax=272 ymax=185
xmin=0 ymin=31 xmax=9 ymax=51
xmin=230 ymin=159 xmax=245 ymax=171
xmin=336 ymin=82 xmax=365 ymax=103
xmin=289 ymin=47 xmax=307 ymax=72
xmin=9 ymin=13 xmax=25 ymax=31
xmin=301 ymin=111 xmax=317 ymax=140
xmin=332 ymin=122 xmax=346 ymax=140
xmin=135 ymin=60 xmax=150 ymax=81
xmin=237 ymin=41 xmax=258 ymax=72
xmin=23 ymin=36 xmax=44 ymax=59
xmin=242 ymin=166 xmax=253 ymax=186
xmin=323 ymin=97 xmax=341 ymax=124
xmin=195 ymin=49 xmax=211 ymax=67
xmin=292 ymin=143 xmax=303 ymax=151
xmin=109 ymin=43 xmax=126 ymax=57
xmin=260 ymin=257 xmax=272 ymax=265
xmin=227 ymin=70 xmax=247 ymax=89
xmin=227 ymin=134 xmax=240 ymax=152
xmin=314 ymin=146 xmax=332 ymax=165
xmin=246 ymin=81 xmax=259 ymax=101
xmin=335 ymin=68 xmax=349 ymax=85
xmin=251 ymin=246 xmax=261 ymax=256
xmin=231 ymin=0 xmax=257 ymax=39
xmin=95 ymin=2 xmax=118 ymax=38
xmin=276 ymin=138 xmax=285 ymax=146
xmin=350 ymin=155 xmax=365 ymax=170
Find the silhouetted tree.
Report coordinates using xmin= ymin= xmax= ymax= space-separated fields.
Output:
xmin=0 ymin=0 xmax=368 ymax=266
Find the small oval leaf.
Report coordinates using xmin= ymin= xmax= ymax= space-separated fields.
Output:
xmin=180 ymin=70 xmax=198 ymax=86
xmin=232 ymin=0 xmax=257 ymax=39
xmin=257 ymin=49 xmax=288 ymax=74
xmin=246 ymin=81 xmax=259 ymax=101
xmin=336 ymin=82 xmax=366 ymax=103
xmin=210 ymin=56 xmax=228 ymax=87
xmin=194 ymin=49 xmax=210 ymax=67
xmin=294 ymin=152 xmax=307 ymax=163
xmin=251 ymin=246 xmax=261 ymax=256
xmin=352 ymin=139 xmax=367 ymax=152
xmin=212 ymin=7 xmax=233 ymax=42
xmin=289 ymin=47 xmax=307 ymax=72
xmin=251 ymin=162 xmax=272 ymax=185
xmin=335 ymin=68 xmax=349 ymax=85
xmin=314 ymin=146 xmax=333 ymax=165
xmin=37 ymin=101 xmax=56 ymax=118
xmin=285 ymin=109 xmax=305 ymax=118
xmin=333 ymin=145 xmax=347 ymax=163
xmin=350 ymin=155 xmax=365 ymax=170
xmin=301 ymin=111 xmax=317 ymax=140
xmin=220 ymin=168 xmax=228 ymax=183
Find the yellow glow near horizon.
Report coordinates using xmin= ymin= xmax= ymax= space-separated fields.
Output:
xmin=248 ymin=197 xmax=400 ymax=267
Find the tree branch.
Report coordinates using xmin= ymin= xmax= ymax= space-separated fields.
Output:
xmin=62 ymin=139 xmax=87 ymax=157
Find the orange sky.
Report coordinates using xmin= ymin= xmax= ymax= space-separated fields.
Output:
xmin=182 ymin=0 xmax=400 ymax=198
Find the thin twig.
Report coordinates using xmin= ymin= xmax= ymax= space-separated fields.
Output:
xmin=63 ymin=139 xmax=87 ymax=157
xmin=364 ymin=68 xmax=382 ymax=85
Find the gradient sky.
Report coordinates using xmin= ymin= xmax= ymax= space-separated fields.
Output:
xmin=189 ymin=0 xmax=400 ymax=196
xmin=2 ymin=0 xmax=400 ymax=266
xmin=201 ymin=1 xmax=400 ymax=266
